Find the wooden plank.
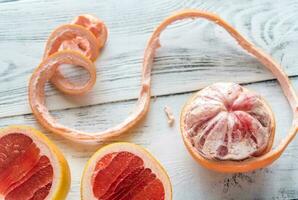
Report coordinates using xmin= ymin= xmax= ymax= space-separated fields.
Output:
xmin=1 ymin=79 xmax=297 ymax=199
xmin=1 ymin=0 xmax=298 ymax=199
xmin=1 ymin=0 xmax=298 ymax=118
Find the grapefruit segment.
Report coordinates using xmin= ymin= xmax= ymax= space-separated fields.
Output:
xmin=5 ymin=160 xmax=53 ymax=200
xmin=92 ymin=152 xmax=135 ymax=197
xmin=28 ymin=183 xmax=52 ymax=200
xmin=0 ymin=140 xmax=40 ymax=194
xmin=132 ymin=179 xmax=165 ymax=200
xmin=5 ymin=156 xmax=51 ymax=195
xmin=100 ymin=155 xmax=144 ymax=199
xmin=0 ymin=126 xmax=70 ymax=200
xmin=81 ymin=143 xmax=172 ymax=200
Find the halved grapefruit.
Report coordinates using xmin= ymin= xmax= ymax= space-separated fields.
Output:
xmin=0 ymin=126 xmax=70 ymax=200
xmin=81 ymin=143 xmax=172 ymax=200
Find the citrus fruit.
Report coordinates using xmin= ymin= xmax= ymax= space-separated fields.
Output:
xmin=181 ymin=82 xmax=275 ymax=161
xmin=0 ymin=126 xmax=70 ymax=200
xmin=81 ymin=143 xmax=172 ymax=200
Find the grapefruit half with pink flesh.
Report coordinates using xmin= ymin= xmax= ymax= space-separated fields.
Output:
xmin=0 ymin=126 xmax=70 ymax=200
xmin=81 ymin=143 xmax=172 ymax=200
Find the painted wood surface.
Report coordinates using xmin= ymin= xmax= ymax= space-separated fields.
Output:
xmin=0 ymin=0 xmax=298 ymax=199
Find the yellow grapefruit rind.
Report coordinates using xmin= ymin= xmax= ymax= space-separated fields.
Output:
xmin=80 ymin=142 xmax=172 ymax=200
xmin=0 ymin=125 xmax=71 ymax=200
xmin=180 ymin=86 xmax=276 ymax=173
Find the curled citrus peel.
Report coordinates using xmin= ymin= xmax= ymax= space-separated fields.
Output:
xmin=29 ymin=14 xmax=149 ymax=142
xmin=29 ymin=51 xmax=97 ymax=141
xmin=44 ymin=15 xmax=107 ymax=95
xmin=43 ymin=24 xmax=99 ymax=61
xmin=29 ymin=8 xmax=298 ymax=162
xmin=72 ymin=14 xmax=108 ymax=49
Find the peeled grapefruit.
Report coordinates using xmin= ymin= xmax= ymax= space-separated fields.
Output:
xmin=0 ymin=126 xmax=70 ymax=200
xmin=180 ymin=82 xmax=276 ymax=172
xmin=81 ymin=143 xmax=172 ymax=200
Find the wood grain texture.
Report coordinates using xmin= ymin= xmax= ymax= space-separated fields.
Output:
xmin=0 ymin=0 xmax=298 ymax=199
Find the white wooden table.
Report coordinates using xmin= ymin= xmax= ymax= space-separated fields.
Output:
xmin=1 ymin=0 xmax=298 ymax=199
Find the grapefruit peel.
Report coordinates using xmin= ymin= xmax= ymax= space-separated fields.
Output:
xmin=29 ymin=15 xmax=150 ymax=142
xmin=43 ymin=14 xmax=108 ymax=95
